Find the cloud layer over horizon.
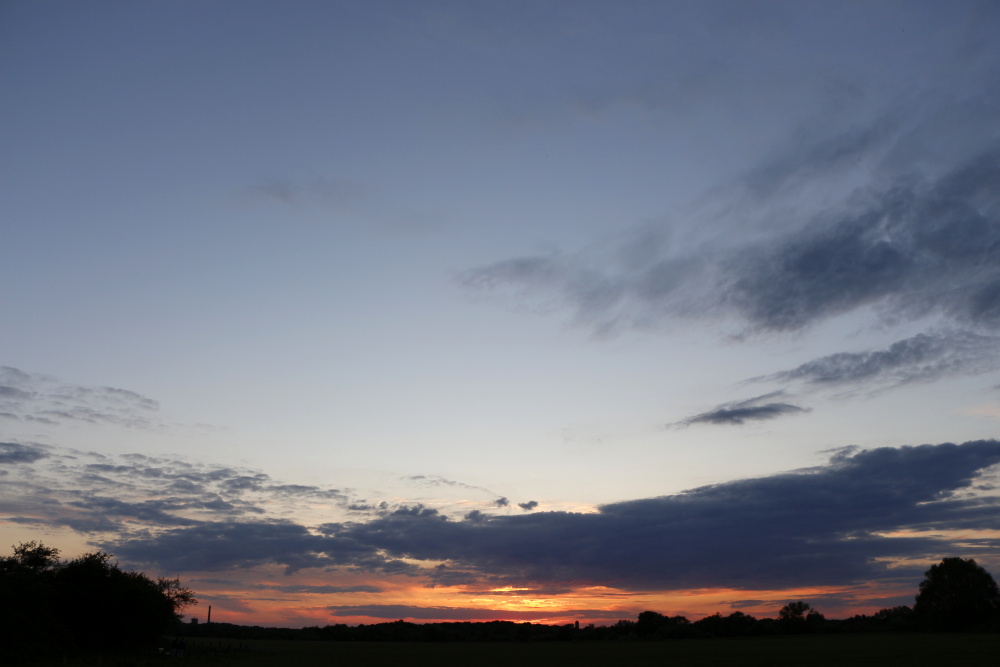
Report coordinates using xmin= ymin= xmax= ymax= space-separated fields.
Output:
xmin=5 ymin=437 xmax=999 ymax=602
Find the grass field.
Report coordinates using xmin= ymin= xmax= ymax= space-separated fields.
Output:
xmin=30 ymin=633 xmax=1000 ymax=667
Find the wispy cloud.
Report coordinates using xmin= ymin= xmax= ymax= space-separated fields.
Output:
xmin=755 ymin=330 xmax=1000 ymax=393
xmin=677 ymin=393 xmax=809 ymax=427
xmin=459 ymin=84 xmax=1000 ymax=395
xmin=0 ymin=366 xmax=163 ymax=430
xmin=0 ymin=446 xmax=350 ymax=542
xmin=461 ymin=143 xmax=1000 ymax=336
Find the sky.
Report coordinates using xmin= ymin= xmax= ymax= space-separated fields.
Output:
xmin=2 ymin=0 xmax=1000 ymax=627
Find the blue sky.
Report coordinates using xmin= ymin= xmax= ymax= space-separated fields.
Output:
xmin=3 ymin=0 xmax=1000 ymax=626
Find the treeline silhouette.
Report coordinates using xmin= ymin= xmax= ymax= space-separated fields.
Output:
xmin=175 ymin=604 xmax=916 ymax=643
xmin=3 ymin=539 xmax=999 ymax=663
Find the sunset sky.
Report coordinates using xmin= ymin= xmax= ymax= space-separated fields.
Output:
xmin=3 ymin=0 xmax=1000 ymax=627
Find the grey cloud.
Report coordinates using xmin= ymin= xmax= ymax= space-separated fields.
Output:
xmin=322 ymin=441 xmax=1000 ymax=591
xmin=267 ymin=484 xmax=321 ymax=495
xmin=107 ymin=520 xmax=415 ymax=575
xmin=679 ymin=393 xmax=809 ymax=426
xmin=190 ymin=579 xmax=383 ymax=595
xmin=266 ymin=484 xmax=350 ymax=502
xmin=760 ymin=330 xmax=1000 ymax=389
xmin=467 ymin=146 xmax=1000 ymax=338
xmin=727 ymin=147 xmax=1000 ymax=332
xmin=66 ymin=496 xmax=203 ymax=527
xmin=495 ymin=497 xmax=510 ymax=508
xmin=460 ymin=73 xmax=1000 ymax=382
xmin=262 ymin=584 xmax=382 ymax=595
xmin=20 ymin=440 xmax=1000 ymax=597
xmin=349 ymin=501 xmax=391 ymax=513
xmin=11 ymin=514 xmax=123 ymax=534
xmin=0 ymin=442 xmax=48 ymax=464
xmin=0 ymin=386 xmax=34 ymax=400
xmin=742 ymin=110 xmax=902 ymax=200
xmin=0 ymin=366 xmax=162 ymax=429
xmin=404 ymin=474 xmax=493 ymax=493
xmin=0 ymin=446 xmax=353 ymax=544
xmin=221 ymin=474 xmax=270 ymax=493
xmin=518 ymin=501 xmax=539 ymax=511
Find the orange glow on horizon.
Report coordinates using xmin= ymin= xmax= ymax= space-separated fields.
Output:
xmin=10 ymin=527 xmax=918 ymax=629
xmin=174 ymin=562 xmax=917 ymax=629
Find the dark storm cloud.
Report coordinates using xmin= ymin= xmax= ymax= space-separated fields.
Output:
xmin=0 ymin=442 xmax=48 ymax=464
xmin=679 ymin=393 xmax=809 ymax=426
xmin=758 ymin=330 xmax=1000 ymax=390
xmin=326 ymin=604 xmax=621 ymax=621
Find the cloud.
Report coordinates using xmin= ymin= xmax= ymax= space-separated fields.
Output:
xmin=259 ymin=584 xmax=383 ymax=595
xmin=0 ymin=446 xmax=353 ymax=541
xmin=14 ymin=440 xmax=1000 ymax=597
xmin=678 ymin=393 xmax=809 ymax=426
xmin=320 ymin=440 xmax=1000 ymax=591
xmin=0 ymin=442 xmax=48 ymax=464
xmin=518 ymin=501 xmax=539 ymax=511
xmin=758 ymin=330 xmax=1000 ymax=391
xmin=462 ymin=144 xmax=1000 ymax=336
xmin=0 ymin=366 xmax=163 ymax=429
xmin=726 ymin=147 xmax=1000 ymax=332
xmin=106 ymin=520 xmax=402 ymax=574
xmin=459 ymin=78 xmax=1000 ymax=394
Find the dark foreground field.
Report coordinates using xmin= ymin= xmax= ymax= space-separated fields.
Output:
xmin=31 ymin=634 xmax=1000 ymax=667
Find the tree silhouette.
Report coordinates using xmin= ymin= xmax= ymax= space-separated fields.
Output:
xmin=778 ymin=601 xmax=825 ymax=633
xmin=0 ymin=542 xmax=197 ymax=659
xmin=914 ymin=557 xmax=1000 ymax=631
xmin=778 ymin=601 xmax=812 ymax=622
